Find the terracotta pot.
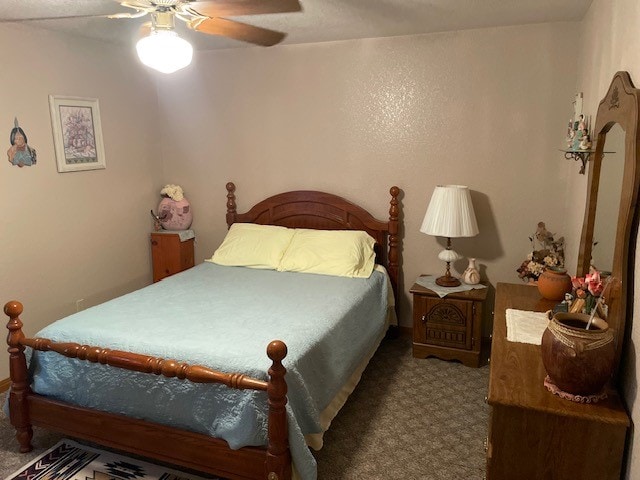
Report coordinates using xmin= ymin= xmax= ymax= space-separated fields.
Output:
xmin=158 ymin=197 xmax=193 ymax=231
xmin=541 ymin=312 xmax=614 ymax=396
xmin=537 ymin=267 xmax=572 ymax=301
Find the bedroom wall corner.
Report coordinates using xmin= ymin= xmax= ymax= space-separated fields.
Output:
xmin=0 ymin=24 xmax=163 ymax=379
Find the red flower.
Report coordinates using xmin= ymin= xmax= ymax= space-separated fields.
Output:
xmin=586 ymin=271 xmax=603 ymax=297
xmin=571 ymin=276 xmax=583 ymax=290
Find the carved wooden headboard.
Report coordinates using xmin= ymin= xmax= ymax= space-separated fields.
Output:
xmin=224 ymin=182 xmax=401 ymax=305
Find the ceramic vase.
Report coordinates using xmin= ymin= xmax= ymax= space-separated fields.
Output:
xmin=158 ymin=197 xmax=193 ymax=231
xmin=462 ymin=258 xmax=481 ymax=285
xmin=537 ymin=267 xmax=572 ymax=301
xmin=541 ymin=312 xmax=614 ymax=396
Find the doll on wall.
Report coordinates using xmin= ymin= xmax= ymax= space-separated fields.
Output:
xmin=7 ymin=117 xmax=37 ymax=167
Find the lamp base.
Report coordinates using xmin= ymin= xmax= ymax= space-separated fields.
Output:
xmin=435 ymin=275 xmax=461 ymax=287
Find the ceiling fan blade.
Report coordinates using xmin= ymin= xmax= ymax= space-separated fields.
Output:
xmin=0 ymin=13 xmax=113 ymax=23
xmin=108 ymin=11 xmax=149 ymax=19
xmin=187 ymin=0 xmax=301 ymax=17
xmin=189 ymin=17 xmax=286 ymax=46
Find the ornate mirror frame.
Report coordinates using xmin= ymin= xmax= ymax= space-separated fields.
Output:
xmin=577 ymin=71 xmax=640 ymax=375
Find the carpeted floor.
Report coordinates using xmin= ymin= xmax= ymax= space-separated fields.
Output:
xmin=314 ymin=336 xmax=490 ymax=479
xmin=0 ymin=336 xmax=489 ymax=479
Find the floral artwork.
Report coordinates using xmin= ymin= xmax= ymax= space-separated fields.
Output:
xmin=517 ymin=222 xmax=565 ymax=282
xmin=59 ymin=105 xmax=97 ymax=163
xmin=49 ymin=96 xmax=106 ymax=173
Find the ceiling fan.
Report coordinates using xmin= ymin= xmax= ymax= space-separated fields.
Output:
xmin=4 ymin=0 xmax=302 ymax=73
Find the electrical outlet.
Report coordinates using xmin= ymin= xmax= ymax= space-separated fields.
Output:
xmin=76 ymin=299 xmax=85 ymax=312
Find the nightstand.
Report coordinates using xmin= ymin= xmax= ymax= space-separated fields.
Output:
xmin=150 ymin=230 xmax=195 ymax=282
xmin=411 ymin=277 xmax=488 ymax=367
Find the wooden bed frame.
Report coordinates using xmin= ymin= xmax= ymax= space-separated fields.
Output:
xmin=5 ymin=183 xmax=401 ymax=480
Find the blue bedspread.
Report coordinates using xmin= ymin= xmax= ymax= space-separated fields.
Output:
xmin=28 ymin=263 xmax=389 ymax=480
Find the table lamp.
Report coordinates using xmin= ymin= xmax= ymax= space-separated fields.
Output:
xmin=420 ymin=185 xmax=479 ymax=287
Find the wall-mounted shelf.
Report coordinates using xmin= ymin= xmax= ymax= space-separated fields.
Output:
xmin=560 ymin=149 xmax=615 ymax=175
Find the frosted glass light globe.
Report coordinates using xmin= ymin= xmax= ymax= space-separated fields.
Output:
xmin=136 ymin=30 xmax=193 ymax=74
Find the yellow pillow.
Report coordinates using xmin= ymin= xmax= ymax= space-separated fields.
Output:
xmin=208 ymin=223 xmax=295 ymax=270
xmin=278 ymin=229 xmax=376 ymax=278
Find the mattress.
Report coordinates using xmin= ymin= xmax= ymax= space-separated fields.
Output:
xmin=27 ymin=262 xmax=390 ymax=480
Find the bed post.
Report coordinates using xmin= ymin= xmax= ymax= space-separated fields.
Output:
xmin=4 ymin=301 xmax=33 ymax=453
xmin=265 ymin=340 xmax=291 ymax=480
xmin=388 ymin=186 xmax=400 ymax=301
xmin=226 ymin=182 xmax=237 ymax=227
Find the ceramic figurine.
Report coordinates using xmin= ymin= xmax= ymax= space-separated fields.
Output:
xmin=462 ymin=258 xmax=481 ymax=285
xmin=579 ymin=134 xmax=592 ymax=150
xmin=7 ymin=118 xmax=37 ymax=167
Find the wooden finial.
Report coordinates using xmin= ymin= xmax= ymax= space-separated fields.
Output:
xmin=226 ymin=182 xmax=237 ymax=227
xmin=388 ymin=186 xmax=400 ymax=301
xmin=267 ymin=340 xmax=287 ymax=363
xmin=5 ymin=300 xmax=33 ymax=453
xmin=266 ymin=340 xmax=290 ymax=480
xmin=4 ymin=301 xmax=23 ymax=319
xmin=6 ymin=301 xmax=25 ymax=343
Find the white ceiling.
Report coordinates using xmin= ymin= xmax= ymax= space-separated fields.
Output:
xmin=0 ymin=0 xmax=593 ymax=51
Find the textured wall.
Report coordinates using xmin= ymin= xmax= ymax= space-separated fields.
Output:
xmin=0 ymin=24 xmax=162 ymax=379
xmin=158 ymin=22 xmax=579 ymax=328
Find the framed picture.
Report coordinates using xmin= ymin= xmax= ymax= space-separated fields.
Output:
xmin=48 ymin=95 xmax=106 ymax=172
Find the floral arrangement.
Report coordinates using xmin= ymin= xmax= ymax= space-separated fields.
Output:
xmin=160 ymin=184 xmax=184 ymax=201
xmin=569 ymin=269 xmax=607 ymax=316
xmin=516 ymin=222 xmax=565 ymax=282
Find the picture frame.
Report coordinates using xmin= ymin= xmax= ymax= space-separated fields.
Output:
xmin=48 ymin=95 xmax=106 ymax=173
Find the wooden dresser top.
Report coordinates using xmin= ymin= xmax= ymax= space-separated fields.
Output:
xmin=488 ymin=282 xmax=629 ymax=426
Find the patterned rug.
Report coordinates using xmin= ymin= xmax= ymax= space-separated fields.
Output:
xmin=4 ymin=439 xmax=217 ymax=480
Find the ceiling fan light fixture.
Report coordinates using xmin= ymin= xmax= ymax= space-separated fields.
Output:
xmin=136 ymin=29 xmax=193 ymax=74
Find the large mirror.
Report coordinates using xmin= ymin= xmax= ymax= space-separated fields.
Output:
xmin=591 ymin=124 xmax=625 ymax=274
xmin=578 ymin=71 xmax=640 ymax=376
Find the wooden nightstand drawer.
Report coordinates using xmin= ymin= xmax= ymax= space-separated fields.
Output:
xmin=410 ymin=276 xmax=487 ymax=367
xmin=414 ymin=296 xmax=474 ymax=350
xmin=150 ymin=231 xmax=195 ymax=282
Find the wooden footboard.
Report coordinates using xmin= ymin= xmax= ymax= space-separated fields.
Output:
xmin=4 ymin=301 xmax=291 ymax=480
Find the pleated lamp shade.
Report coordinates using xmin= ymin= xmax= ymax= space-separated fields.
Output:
xmin=420 ymin=185 xmax=479 ymax=238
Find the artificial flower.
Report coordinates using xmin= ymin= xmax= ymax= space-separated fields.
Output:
xmin=516 ymin=222 xmax=564 ymax=282
xmin=586 ymin=271 xmax=604 ymax=296
xmin=160 ymin=184 xmax=184 ymax=201
xmin=570 ymin=268 xmax=607 ymax=315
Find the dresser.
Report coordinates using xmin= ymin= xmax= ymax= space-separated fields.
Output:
xmin=150 ymin=231 xmax=195 ymax=282
xmin=411 ymin=279 xmax=487 ymax=367
xmin=486 ymin=283 xmax=629 ymax=479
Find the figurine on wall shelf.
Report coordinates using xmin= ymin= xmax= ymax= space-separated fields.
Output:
xmin=565 ymin=102 xmax=591 ymax=151
xmin=566 ymin=121 xmax=575 ymax=148
xmin=579 ymin=134 xmax=592 ymax=150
